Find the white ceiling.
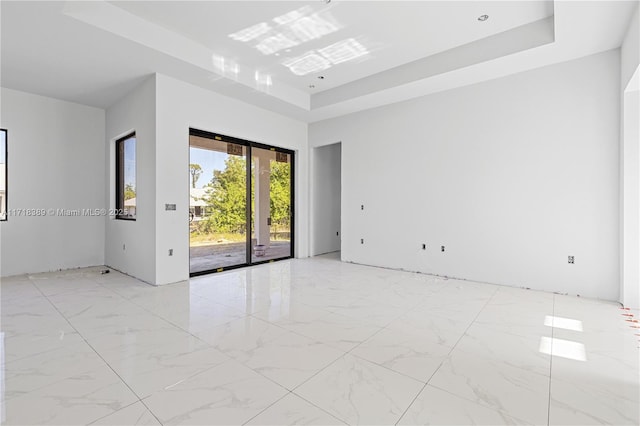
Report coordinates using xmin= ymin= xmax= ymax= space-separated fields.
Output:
xmin=1 ymin=1 xmax=637 ymax=123
xmin=110 ymin=1 xmax=553 ymax=91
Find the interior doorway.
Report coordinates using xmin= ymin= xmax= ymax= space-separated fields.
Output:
xmin=189 ymin=129 xmax=294 ymax=275
xmin=311 ymin=142 xmax=341 ymax=256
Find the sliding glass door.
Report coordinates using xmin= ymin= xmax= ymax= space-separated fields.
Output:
xmin=189 ymin=129 xmax=294 ymax=276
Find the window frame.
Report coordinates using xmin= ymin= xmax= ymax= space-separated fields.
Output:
xmin=115 ymin=132 xmax=136 ymax=221
xmin=188 ymin=128 xmax=295 ymax=276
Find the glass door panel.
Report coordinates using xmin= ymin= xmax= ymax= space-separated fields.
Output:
xmin=251 ymin=147 xmax=292 ymax=263
xmin=189 ymin=134 xmax=248 ymax=274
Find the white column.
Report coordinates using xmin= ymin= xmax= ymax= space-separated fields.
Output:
xmin=254 ymin=153 xmax=271 ymax=247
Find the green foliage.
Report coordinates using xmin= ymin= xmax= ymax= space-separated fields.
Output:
xmin=124 ymin=183 xmax=136 ymax=201
xmin=203 ymin=156 xmax=247 ymax=234
xmin=196 ymin=155 xmax=291 ymax=237
xmin=270 ymin=161 xmax=291 ymax=232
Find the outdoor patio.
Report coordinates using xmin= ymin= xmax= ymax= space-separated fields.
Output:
xmin=190 ymin=240 xmax=291 ymax=273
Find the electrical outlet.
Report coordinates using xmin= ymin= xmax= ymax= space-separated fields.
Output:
xmin=361 ymin=238 xmax=364 ymax=244
xmin=568 ymin=256 xmax=575 ymax=264
xmin=336 ymin=231 xmax=339 ymax=236
xmin=441 ymin=246 xmax=445 ymax=252
xmin=123 ymin=244 xmax=126 ymax=251
xmin=169 ymin=249 xmax=173 ymax=256
xmin=422 ymin=243 xmax=426 ymax=250
xmin=361 ymin=204 xmax=364 ymax=210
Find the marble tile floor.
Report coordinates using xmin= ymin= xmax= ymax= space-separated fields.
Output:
xmin=0 ymin=253 xmax=638 ymax=425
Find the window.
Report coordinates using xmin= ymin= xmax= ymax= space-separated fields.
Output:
xmin=115 ymin=132 xmax=136 ymax=220
xmin=0 ymin=129 xmax=6 ymax=221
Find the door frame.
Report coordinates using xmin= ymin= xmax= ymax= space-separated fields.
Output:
xmin=189 ymin=128 xmax=295 ymax=277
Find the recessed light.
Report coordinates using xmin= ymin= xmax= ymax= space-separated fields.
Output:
xmin=478 ymin=15 xmax=489 ymax=22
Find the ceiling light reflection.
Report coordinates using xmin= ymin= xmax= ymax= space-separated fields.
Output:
xmin=544 ymin=315 xmax=584 ymax=332
xmin=256 ymin=33 xmax=298 ymax=55
xmin=229 ymin=7 xmax=341 ymax=57
xmin=254 ymin=71 xmax=273 ymax=93
xmin=539 ymin=336 xmax=587 ymax=361
xmin=289 ymin=14 xmax=339 ymax=43
xmin=318 ymin=38 xmax=368 ymax=65
xmin=229 ymin=22 xmax=272 ymax=42
xmin=211 ymin=55 xmax=239 ymax=81
xmin=283 ymin=52 xmax=331 ymax=76
xmin=212 ymin=55 xmax=225 ymax=73
xmin=273 ymin=7 xmax=310 ymax=25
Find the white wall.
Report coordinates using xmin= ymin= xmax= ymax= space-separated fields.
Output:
xmin=155 ymin=74 xmax=308 ymax=285
xmin=105 ymin=76 xmax=156 ymax=284
xmin=621 ymin=4 xmax=640 ymax=308
xmin=311 ymin=142 xmax=341 ymax=255
xmin=622 ymin=86 xmax=639 ymax=309
xmin=310 ymin=50 xmax=621 ymax=301
xmin=621 ymin=4 xmax=639 ymax=90
xmin=0 ymin=88 xmax=105 ymax=276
